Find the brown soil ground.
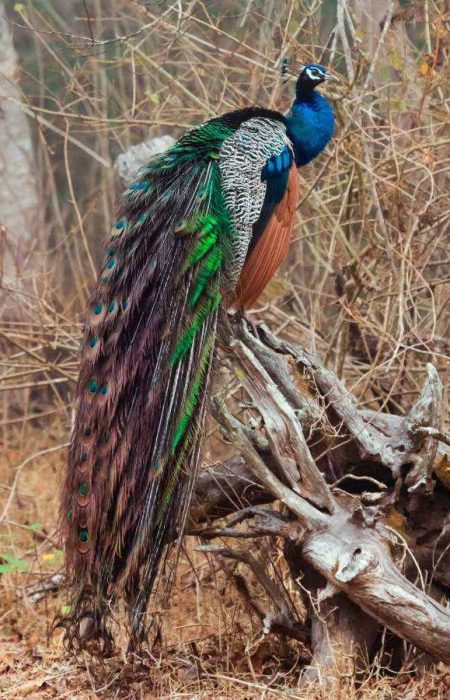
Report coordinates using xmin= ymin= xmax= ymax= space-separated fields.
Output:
xmin=1 ymin=421 xmax=450 ymax=699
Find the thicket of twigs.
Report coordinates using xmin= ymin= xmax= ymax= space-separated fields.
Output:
xmin=0 ymin=1 xmax=449 ymax=697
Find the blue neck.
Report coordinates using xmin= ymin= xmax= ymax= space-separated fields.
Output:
xmin=285 ymin=88 xmax=334 ymax=167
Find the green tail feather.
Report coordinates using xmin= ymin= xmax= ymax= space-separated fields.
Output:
xmin=60 ymin=117 xmax=237 ymax=653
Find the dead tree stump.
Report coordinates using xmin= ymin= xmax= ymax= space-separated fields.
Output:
xmin=191 ymin=317 xmax=450 ymax=683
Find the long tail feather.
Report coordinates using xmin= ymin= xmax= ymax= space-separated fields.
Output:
xmin=58 ymin=126 xmax=234 ymax=651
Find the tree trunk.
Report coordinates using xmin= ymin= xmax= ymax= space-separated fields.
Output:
xmin=0 ymin=0 xmax=40 ymax=293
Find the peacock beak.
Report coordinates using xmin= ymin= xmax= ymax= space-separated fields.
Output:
xmin=324 ymin=71 xmax=339 ymax=81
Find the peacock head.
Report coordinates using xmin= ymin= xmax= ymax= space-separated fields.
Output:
xmin=297 ymin=64 xmax=337 ymax=90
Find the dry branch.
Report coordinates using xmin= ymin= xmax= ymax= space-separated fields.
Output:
xmin=192 ymin=318 xmax=450 ymax=670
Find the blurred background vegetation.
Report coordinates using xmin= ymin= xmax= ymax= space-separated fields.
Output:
xmin=0 ymin=0 xmax=449 ymax=696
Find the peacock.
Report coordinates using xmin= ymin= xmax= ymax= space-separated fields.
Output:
xmin=59 ymin=63 xmax=336 ymax=652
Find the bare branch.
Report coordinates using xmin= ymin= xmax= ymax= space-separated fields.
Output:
xmin=405 ymin=363 xmax=444 ymax=492
xmin=211 ymin=398 xmax=328 ymax=529
xmin=230 ymin=338 xmax=335 ymax=512
xmin=198 ymin=544 xmax=309 ymax=647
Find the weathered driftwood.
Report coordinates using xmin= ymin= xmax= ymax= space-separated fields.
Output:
xmin=191 ymin=317 xmax=450 ymax=675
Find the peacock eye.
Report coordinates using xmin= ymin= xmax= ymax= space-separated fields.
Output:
xmin=305 ymin=67 xmax=322 ymax=81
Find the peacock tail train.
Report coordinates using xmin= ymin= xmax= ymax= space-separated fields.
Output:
xmin=58 ymin=64 xmax=335 ymax=654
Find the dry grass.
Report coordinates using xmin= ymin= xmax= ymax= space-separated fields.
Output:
xmin=1 ymin=0 xmax=450 ymax=697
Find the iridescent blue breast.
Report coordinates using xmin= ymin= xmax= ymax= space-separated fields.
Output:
xmin=286 ymin=92 xmax=334 ymax=166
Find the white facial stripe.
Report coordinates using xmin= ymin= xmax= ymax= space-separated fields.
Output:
xmin=306 ymin=67 xmax=322 ymax=81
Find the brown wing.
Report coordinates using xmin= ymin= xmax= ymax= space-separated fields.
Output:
xmin=231 ymin=164 xmax=299 ymax=309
